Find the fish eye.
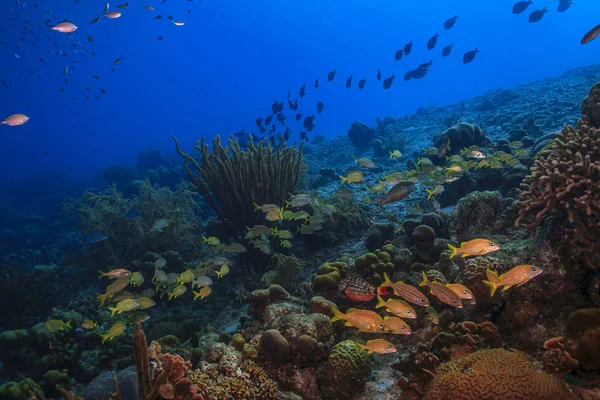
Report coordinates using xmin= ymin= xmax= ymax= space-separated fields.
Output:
xmin=489 ymin=243 xmax=496 ymax=247
xmin=454 ymin=300 xmax=458 ymax=304
xmin=531 ymin=267 xmax=537 ymax=272
xmin=380 ymin=324 xmax=385 ymax=329
xmin=387 ymin=345 xmax=392 ymax=349
xmin=407 ymin=310 xmax=412 ymax=314
xmin=401 ymin=326 xmax=406 ymax=330
xmin=463 ymin=290 xmax=468 ymax=295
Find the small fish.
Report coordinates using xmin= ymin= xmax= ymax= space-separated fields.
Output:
xmin=314 ymin=78 xmax=319 ymax=88
xmin=173 ymin=20 xmax=185 ymax=26
xmin=482 ymin=265 xmax=543 ymax=296
xmin=168 ymin=284 xmax=187 ymax=300
xmin=108 ymin=298 xmax=140 ymax=316
xmin=341 ymin=276 xmax=390 ymax=302
xmin=116 ymin=3 xmax=129 ymax=9
xmin=358 ymin=77 xmax=366 ymax=89
xmin=299 ymin=83 xmax=306 ymax=98
xmin=383 ymin=316 xmax=411 ymax=335
xmin=427 ymin=33 xmax=439 ymax=50
xmin=254 ymin=203 xmax=278 ymax=212
xmin=581 ymin=24 xmax=600 ymax=45
xmin=127 ymin=311 xmax=150 ymax=325
xmin=153 ymin=269 xmax=168 ymax=285
xmin=442 ymin=44 xmax=454 ymax=57
xmin=130 ymin=272 xmax=144 ymax=286
xmin=317 ymin=101 xmax=324 ymax=114
xmin=216 ymin=264 xmax=229 ymax=279
xmin=376 ymin=69 xmax=382 ymax=80
xmin=353 ymin=156 xmax=375 ymax=169
xmin=97 ymin=276 xmax=130 ymax=306
xmin=154 ymin=258 xmax=167 ymax=269
xmin=177 ymin=270 xmax=195 ymax=284
xmin=340 ymin=172 xmax=364 ymax=184
xmin=419 ymin=271 xmax=463 ymax=308
xmin=528 ymin=7 xmax=547 ymax=23
xmin=226 ymin=243 xmax=247 ymax=253
xmin=327 ymin=68 xmax=336 ymax=82
xmin=382 ymin=74 xmax=396 ymax=89
xmin=104 ymin=2 xmax=110 ymax=12
xmin=44 ymin=319 xmax=71 ymax=332
xmin=557 ymin=0 xmax=572 ymax=12
xmin=394 ymin=48 xmax=403 ymax=61
xmin=101 ymin=321 xmax=126 ymax=343
xmin=437 ymin=139 xmax=451 ymax=158
xmin=193 ymin=286 xmax=212 ymax=300
xmin=192 ymin=276 xmax=213 ymax=288
xmin=272 ymin=228 xmax=293 ymax=239
xmin=330 ymin=307 xmax=385 ymax=333
xmin=90 ymin=15 xmax=101 ymax=24
xmin=150 ymin=218 xmax=171 ymax=232
xmin=426 ymin=306 xmax=439 ymax=325
xmin=291 ymin=211 xmax=310 ymax=221
xmin=143 ymin=5 xmax=154 ymax=10
xmin=356 ymin=339 xmax=397 ymax=354
xmin=92 ymin=74 xmax=100 ymax=80
xmin=404 ymin=41 xmax=413 ymax=55
xmin=512 ymin=0 xmax=533 ymax=14
xmin=104 ymin=11 xmax=122 ymax=18
xmin=379 ymin=182 xmax=416 ymax=206
xmin=444 ymin=15 xmax=459 ymax=29
xmin=376 ymin=295 xmax=416 ymax=319
xmin=203 ymin=236 xmax=221 ymax=246
xmin=157 ymin=36 xmax=164 ymax=41
xmin=1 ymin=114 xmax=29 ymax=126
xmin=52 ymin=22 xmax=77 ymax=33
xmin=447 ymin=238 xmax=500 ymax=258
xmin=381 ymin=273 xmax=430 ymax=307
xmin=287 ymin=194 xmax=312 ymax=208
xmin=389 ymin=150 xmax=402 ymax=159
xmin=462 ymin=48 xmax=479 ymax=64
xmin=425 ymin=185 xmax=445 ymax=200
xmin=446 ymin=283 xmax=475 ymax=303
xmin=345 ymin=75 xmax=352 ymax=88
xmin=465 ymin=150 xmax=485 ymax=159
xmin=81 ymin=320 xmax=98 ymax=329
xmin=113 ymin=57 xmax=125 ymax=66
xmin=98 ymin=269 xmax=131 ymax=279
xmin=265 ymin=207 xmax=284 ymax=221
xmin=247 ymin=225 xmax=271 ymax=236
xmin=136 ymin=297 xmax=155 ymax=310
xmin=280 ymin=239 xmax=292 ymax=248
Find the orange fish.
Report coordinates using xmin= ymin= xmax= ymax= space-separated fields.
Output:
xmin=482 ymin=265 xmax=543 ymax=297
xmin=51 ymin=22 xmax=78 ymax=33
xmin=330 ymin=307 xmax=385 ymax=333
xmin=97 ymin=276 xmax=129 ymax=306
xmin=447 ymin=238 xmax=499 ymax=258
xmin=446 ymin=283 xmax=475 ymax=304
xmin=581 ymin=24 xmax=600 ymax=45
xmin=1 ymin=114 xmax=29 ymax=126
xmin=341 ymin=276 xmax=389 ymax=302
xmin=375 ymin=295 xmax=416 ymax=319
xmin=383 ymin=316 xmax=411 ymax=335
xmin=356 ymin=339 xmax=397 ymax=354
xmin=381 ymin=273 xmax=429 ymax=307
xmin=104 ymin=11 xmax=122 ymax=18
xmin=419 ymin=272 xmax=463 ymax=308
xmin=97 ymin=268 xmax=131 ymax=279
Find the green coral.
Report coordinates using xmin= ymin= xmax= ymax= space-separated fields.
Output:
xmin=319 ymin=340 xmax=372 ymax=400
xmin=312 ymin=262 xmax=348 ymax=292
xmin=355 ymin=247 xmax=396 ymax=285
xmin=0 ymin=379 xmax=42 ymax=400
xmin=63 ymin=179 xmax=203 ymax=260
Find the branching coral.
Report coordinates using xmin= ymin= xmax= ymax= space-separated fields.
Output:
xmin=63 ymin=180 xmax=202 ymax=260
xmin=173 ymin=135 xmax=303 ymax=236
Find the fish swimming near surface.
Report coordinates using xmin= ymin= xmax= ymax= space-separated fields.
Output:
xmin=427 ymin=33 xmax=439 ymax=50
xmin=404 ymin=41 xmax=413 ymax=55
xmin=394 ymin=48 xmax=403 ymax=61
xmin=442 ymin=44 xmax=454 ymax=57
xmin=444 ymin=15 xmax=459 ymax=30
xmin=382 ymin=74 xmax=396 ymax=89
xmin=358 ymin=77 xmax=366 ymax=89
xmin=339 ymin=275 xmax=390 ymax=302
xmin=482 ymin=265 xmax=543 ymax=296
xmin=447 ymin=238 xmax=499 ymax=258
xmin=345 ymin=76 xmax=352 ymax=88
xmin=299 ymin=83 xmax=306 ymax=98
xmin=330 ymin=307 xmax=385 ymax=333
xmin=104 ymin=11 xmax=122 ymax=18
xmin=356 ymin=339 xmax=397 ymax=354
xmin=462 ymin=48 xmax=479 ymax=64
xmin=317 ymin=101 xmax=324 ymax=114
xmin=419 ymin=271 xmax=463 ymax=308
xmin=557 ymin=0 xmax=572 ymax=12
xmin=528 ymin=7 xmax=547 ymax=23
xmin=381 ymin=272 xmax=430 ymax=307
xmin=581 ymin=24 xmax=600 ymax=45
xmin=314 ymin=78 xmax=319 ymax=88
xmin=377 ymin=69 xmax=382 ymax=80
xmin=52 ymin=22 xmax=78 ymax=33
xmin=327 ymin=68 xmax=336 ymax=82
xmin=512 ymin=0 xmax=533 ymax=14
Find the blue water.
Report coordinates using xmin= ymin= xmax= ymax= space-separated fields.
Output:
xmin=0 ymin=0 xmax=597 ymax=211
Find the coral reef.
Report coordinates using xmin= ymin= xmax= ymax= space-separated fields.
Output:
xmin=318 ymin=340 xmax=371 ymax=400
xmin=565 ymin=308 xmax=600 ymax=370
xmin=434 ymin=123 xmax=490 ymax=155
xmin=581 ymin=81 xmax=600 ymax=128
xmin=347 ymin=121 xmax=375 ymax=148
xmin=174 ymin=135 xmax=303 ymax=236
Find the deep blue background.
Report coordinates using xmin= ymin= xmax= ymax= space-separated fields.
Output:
xmin=0 ymin=0 xmax=598 ymax=185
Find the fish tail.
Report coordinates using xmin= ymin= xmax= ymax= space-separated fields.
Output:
xmin=97 ymin=293 xmax=107 ymax=306
xmin=419 ymin=271 xmax=428 ymax=287
xmin=253 ymin=202 xmax=260 ymax=212
xmin=202 ymin=236 xmax=208 ymax=243
xmin=192 ymin=290 xmax=200 ymax=300
xmin=352 ymin=155 xmax=357 ymax=163
xmin=65 ymin=320 xmax=72 ymax=330
xmin=482 ymin=279 xmax=498 ymax=297
xmin=482 ymin=268 xmax=500 ymax=297
xmin=108 ymin=307 xmax=117 ymax=317
xmin=339 ymin=176 xmax=347 ymax=185
xmin=447 ymin=243 xmax=458 ymax=259
xmin=446 ymin=139 xmax=451 ymax=151
xmin=168 ymin=293 xmax=175 ymax=301
xmin=329 ymin=306 xmax=345 ymax=323
xmin=426 ymin=189 xmax=434 ymax=200
xmin=375 ymin=295 xmax=385 ymax=309
xmin=101 ymin=334 xmax=108 ymax=344
xmin=97 ymin=269 xmax=105 ymax=279
xmin=216 ymin=271 xmax=222 ymax=279
xmin=355 ymin=342 xmax=365 ymax=352
xmin=382 ymin=272 xmax=392 ymax=286
xmin=389 ymin=151 xmax=392 ymax=159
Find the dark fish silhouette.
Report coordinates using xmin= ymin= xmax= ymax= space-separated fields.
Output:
xmin=265 ymin=115 xmax=273 ymax=125
xmin=462 ymin=48 xmax=479 ymax=64
xmin=276 ymin=112 xmax=286 ymax=125
xmin=345 ymin=76 xmax=352 ymax=88
xmin=259 ymin=126 xmax=266 ymax=133
xmin=287 ymin=89 xmax=291 ymax=98
xmin=427 ymin=33 xmax=439 ymax=50
xmin=444 ymin=15 xmax=459 ymax=30
xmin=299 ymin=83 xmax=306 ymax=98
xmin=377 ymin=69 xmax=382 ymax=81
xmin=287 ymin=99 xmax=295 ymax=110
xmin=304 ymin=115 xmax=315 ymax=132
xmin=412 ymin=63 xmax=431 ymax=79
xmin=295 ymin=113 xmax=302 ymax=121
xmin=404 ymin=70 xmax=414 ymax=81
xmin=394 ymin=49 xmax=403 ymax=61
xmin=272 ymin=101 xmax=283 ymax=114
xmin=512 ymin=0 xmax=533 ymax=14
xmin=528 ymin=7 xmax=547 ymax=22
xmin=293 ymin=99 xmax=298 ymax=110
xmin=314 ymin=78 xmax=319 ymax=88
xmin=557 ymin=0 xmax=572 ymax=12
xmin=327 ymin=68 xmax=336 ymax=82
xmin=382 ymin=74 xmax=396 ymax=89
xmin=283 ymin=127 xmax=290 ymax=141
xmin=317 ymin=101 xmax=324 ymax=114
xmin=256 ymin=117 xmax=262 ymax=127
xmin=581 ymin=24 xmax=600 ymax=44
xmin=300 ymin=131 xmax=309 ymax=142
xmin=442 ymin=44 xmax=454 ymax=57
xmin=358 ymin=77 xmax=366 ymax=89
xmin=404 ymin=41 xmax=413 ymax=55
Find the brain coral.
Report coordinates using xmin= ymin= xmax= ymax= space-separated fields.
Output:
xmin=423 ymin=348 xmax=577 ymax=400
xmin=318 ymin=340 xmax=371 ymax=400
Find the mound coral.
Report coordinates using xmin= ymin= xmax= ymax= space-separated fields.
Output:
xmin=173 ymin=135 xmax=303 ymax=236
xmin=261 ymin=253 xmax=306 ymax=291
xmin=516 ymin=118 xmax=600 ymax=269
xmin=318 ymin=340 xmax=371 ymax=400
xmin=312 ymin=261 xmax=348 ymax=293
xmin=423 ymin=348 xmax=577 ymax=400
xmin=581 ymin=81 xmax=600 ymax=128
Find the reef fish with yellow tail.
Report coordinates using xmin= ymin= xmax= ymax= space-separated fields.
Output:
xmin=216 ymin=264 xmax=229 ymax=278
xmin=425 ymin=185 xmax=445 ymax=200
xmin=168 ymin=284 xmax=187 ymax=300
xmin=447 ymin=238 xmax=500 ymax=258
xmin=97 ymin=269 xmax=131 ymax=279
xmin=330 ymin=307 xmax=385 ymax=333
xmin=389 ymin=150 xmax=402 ymax=159
xmin=44 ymin=319 xmax=72 ymax=332
xmin=379 ymin=182 xmax=416 ymax=206
xmin=81 ymin=320 xmax=98 ymax=330
xmin=193 ymin=286 xmax=212 ymax=300
xmin=130 ymin=272 xmax=144 ymax=286
xmin=109 ymin=298 xmax=140 ymax=316
xmin=340 ymin=172 xmax=364 ymax=184
xmin=356 ymin=339 xmax=397 ymax=354
xmin=419 ymin=271 xmax=463 ymax=308
xmin=383 ymin=316 xmax=412 ymax=335
xmin=482 ymin=265 xmax=543 ymax=297
xmin=177 ymin=270 xmax=195 ymax=284
xmin=101 ymin=321 xmax=126 ymax=344
xmin=381 ymin=273 xmax=430 ymax=307
xmin=446 ymin=283 xmax=476 ymax=304
xmin=376 ymin=295 xmax=417 ymax=319
xmin=353 ymin=156 xmax=375 ymax=168
xmin=97 ymin=276 xmax=130 ymax=306
xmin=340 ymin=276 xmax=390 ymax=302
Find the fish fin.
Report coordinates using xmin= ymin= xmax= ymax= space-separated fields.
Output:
xmin=383 ymin=316 xmax=391 ymax=321
xmin=447 ymin=243 xmax=458 ymax=259
xmin=253 ymin=202 xmax=260 ymax=212
xmin=419 ymin=271 xmax=428 ymax=287
xmin=192 ymin=290 xmax=200 ymax=300
xmin=108 ymin=307 xmax=117 ymax=317
xmin=97 ymin=293 xmax=107 ymax=306
xmin=346 ymin=308 xmax=358 ymax=312
xmin=356 ymin=342 xmax=365 ymax=351
xmin=367 ymin=350 xmax=374 ymax=354
xmin=481 ymin=279 xmax=498 ymax=297
xmin=425 ymin=189 xmax=434 ymax=200
xmin=375 ymin=295 xmax=385 ymax=309
xmin=502 ymin=285 xmax=513 ymax=291
xmin=352 ymin=155 xmax=357 ymax=163
xmin=339 ymin=176 xmax=347 ymax=184
xmin=447 ymin=139 xmax=451 ymax=151
xmin=97 ymin=270 xmax=105 ymax=279
xmin=65 ymin=320 xmax=72 ymax=330
xmin=329 ymin=306 xmax=345 ymax=323
xmin=168 ymin=293 xmax=175 ymax=301
xmin=485 ymin=268 xmax=500 ymax=284
xmin=382 ymin=272 xmax=392 ymax=286
xmin=344 ymin=321 xmax=353 ymax=327
xmin=101 ymin=334 xmax=108 ymax=344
